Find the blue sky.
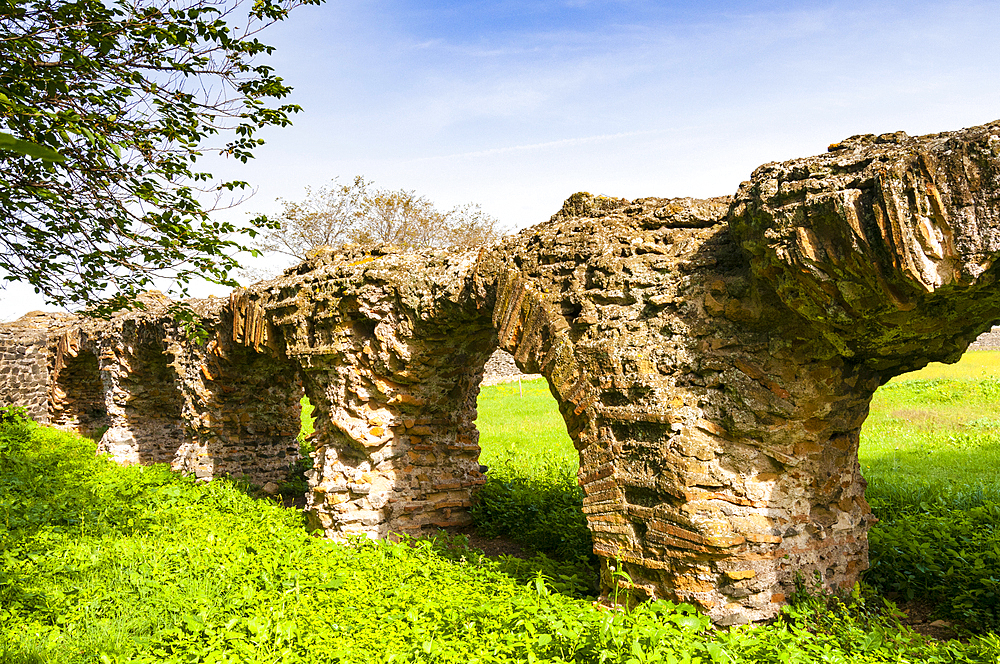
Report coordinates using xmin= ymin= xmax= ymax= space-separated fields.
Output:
xmin=5 ymin=0 xmax=1000 ymax=318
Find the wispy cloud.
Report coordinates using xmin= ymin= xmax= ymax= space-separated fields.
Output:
xmin=410 ymin=129 xmax=665 ymax=161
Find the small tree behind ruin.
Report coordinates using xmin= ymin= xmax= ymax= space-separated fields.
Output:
xmin=255 ymin=176 xmax=506 ymax=263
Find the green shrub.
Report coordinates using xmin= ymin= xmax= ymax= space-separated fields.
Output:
xmin=864 ymin=466 xmax=1000 ymax=630
xmin=471 ymin=455 xmax=593 ymax=561
xmin=279 ymin=438 xmax=315 ymax=497
xmin=867 ymin=500 xmax=1000 ymax=630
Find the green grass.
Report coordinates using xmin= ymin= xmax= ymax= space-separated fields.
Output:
xmin=853 ymin=353 xmax=1000 ymax=628
xmin=299 ymin=395 xmax=314 ymax=440
xmin=473 ymin=379 xmax=593 ymax=562
xmin=860 ymin=378 xmax=1000 ymax=489
xmin=3 ymin=417 xmax=997 ymax=663
xmin=476 ymin=378 xmax=577 ymax=472
xmin=861 ymin=352 xmax=1000 ymax=496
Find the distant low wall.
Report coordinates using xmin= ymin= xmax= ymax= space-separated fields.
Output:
xmin=481 ymin=349 xmax=542 ymax=386
xmin=968 ymin=326 xmax=1000 ymax=351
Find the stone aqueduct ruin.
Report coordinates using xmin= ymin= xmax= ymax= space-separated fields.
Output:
xmin=5 ymin=120 xmax=1000 ymax=625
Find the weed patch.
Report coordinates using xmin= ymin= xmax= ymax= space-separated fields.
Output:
xmin=471 ymin=453 xmax=593 ymax=562
xmin=4 ymin=415 xmax=997 ymax=661
xmin=867 ymin=498 xmax=1000 ymax=630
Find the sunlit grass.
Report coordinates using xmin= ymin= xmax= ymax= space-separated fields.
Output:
xmin=888 ymin=350 xmax=1000 ymax=382
xmin=299 ymin=395 xmax=314 ymax=440
xmin=3 ymin=363 xmax=1000 ymax=657
xmin=475 ymin=378 xmax=577 ymax=472
xmin=860 ymin=352 xmax=1000 ymax=490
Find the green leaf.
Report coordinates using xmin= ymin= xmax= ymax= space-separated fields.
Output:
xmin=0 ymin=132 xmax=65 ymax=162
xmin=673 ymin=615 xmax=703 ymax=631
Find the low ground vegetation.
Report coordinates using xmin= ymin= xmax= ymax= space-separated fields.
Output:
xmin=860 ymin=358 xmax=1000 ymax=633
xmin=2 ymin=355 xmax=1000 ymax=661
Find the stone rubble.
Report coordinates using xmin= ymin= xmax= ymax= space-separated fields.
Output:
xmin=967 ymin=326 xmax=1000 ymax=350
xmin=481 ymin=349 xmax=542 ymax=386
xmin=4 ymin=119 xmax=1000 ymax=625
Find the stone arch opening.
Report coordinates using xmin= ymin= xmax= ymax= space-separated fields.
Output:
xmin=854 ymin=347 xmax=999 ymax=507
xmin=287 ymin=258 xmax=602 ymax=543
xmin=475 ymin=352 xmax=576 ymax=471
xmin=49 ymin=348 xmax=109 ymax=437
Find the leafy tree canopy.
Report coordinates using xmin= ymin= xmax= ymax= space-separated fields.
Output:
xmin=0 ymin=0 xmax=321 ymax=316
xmin=256 ymin=175 xmax=507 ymax=264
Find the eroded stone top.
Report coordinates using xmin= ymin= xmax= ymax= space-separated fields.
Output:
xmin=732 ymin=119 xmax=1000 ymax=372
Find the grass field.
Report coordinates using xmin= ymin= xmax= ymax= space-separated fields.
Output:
xmin=862 ymin=352 xmax=1000 ymax=492
xmin=476 ymin=379 xmax=576 ymax=472
xmin=2 ymin=354 xmax=1000 ymax=661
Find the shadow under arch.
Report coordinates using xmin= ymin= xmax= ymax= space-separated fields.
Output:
xmin=92 ymin=299 xmax=305 ymax=485
xmin=95 ymin=320 xmax=187 ymax=466
xmin=48 ymin=339 xmax=109 ymax=438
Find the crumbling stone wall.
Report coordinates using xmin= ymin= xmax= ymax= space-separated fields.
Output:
xmin=96 ymin=317 xmax=187 ymax=466
xmin=4 ymin=119 xmax=1000 ymax=625
xmin=481 ymin=349 xmax=541 ymax=386
xmin=481 ymin=194 xmax=879 ymax=623
xmin=0 ymin=296 xmax=303 ymax=485
xmin=0 ymin=312 xmax=61 ymax=422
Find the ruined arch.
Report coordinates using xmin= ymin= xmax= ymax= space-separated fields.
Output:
xmin=245 ymin=238 xmax=608 ymax=541
xmin=3 ymin=119 xmax=1000 ymax=627
xmin=93 ymin=298 xmax=305 ymax=484
xmin=167 ymin=299 xmax=304 ymax=483
xmin=268 ymin=120 xmax=1000 ymax=625
xmin=260 ymin=250 xmax=502 ymax=537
